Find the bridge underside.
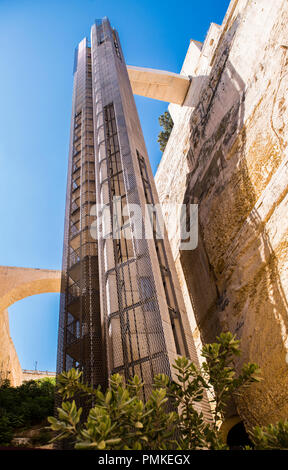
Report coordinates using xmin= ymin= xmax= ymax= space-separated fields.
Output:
xmin=127 ymin=65 xmax=190 ymax=105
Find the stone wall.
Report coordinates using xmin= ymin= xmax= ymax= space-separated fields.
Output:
xmin=155 ymin=0 xmax=288 ymax=429
xmin=0 ymin=309 xmax=22 ymax=386
xmin=22 ymin=370 xmax=56 ymax=382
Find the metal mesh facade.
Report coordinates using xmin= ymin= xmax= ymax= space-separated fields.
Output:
xmin=58 ymin=18 xmax=205 ymax=406
xmin=57 ymin=37 xmax=106 ymax=390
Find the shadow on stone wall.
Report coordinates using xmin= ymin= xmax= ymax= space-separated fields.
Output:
xmin=179 ymin=15 xmax=288 ymax=426
xmin=180 ymin=17 xmax=245 ymax=343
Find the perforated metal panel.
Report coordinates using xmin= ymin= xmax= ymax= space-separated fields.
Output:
xmin=89 ymin=18 xmax=200 ymax=399
xmin=57 ymin=38 xmax=106 ymax=392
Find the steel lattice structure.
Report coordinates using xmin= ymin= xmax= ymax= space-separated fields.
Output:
xmin=57 ymin=18 xmax=204 ymax=402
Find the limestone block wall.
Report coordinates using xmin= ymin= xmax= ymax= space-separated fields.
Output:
xmin=155 ymin=0 xmax=288 ymax=429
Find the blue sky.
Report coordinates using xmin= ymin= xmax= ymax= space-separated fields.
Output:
xmin=0 ymin=0 xmax=230 ymax=372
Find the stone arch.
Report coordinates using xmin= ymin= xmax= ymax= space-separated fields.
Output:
xmin=220 ymin=415 xmax=242 ymax=443
xmin=221 ymin=415 xmax=253 ymax=448
xmin=0 ymin=266 xmax=61 ymax=386
xmin=0 ymin=266 xmax=61 ymax=312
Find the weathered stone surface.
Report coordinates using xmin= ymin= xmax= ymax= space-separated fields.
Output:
xmin=0 ymin=309 xmax=22 ymax=386
xmin=0 ymin=266 xmax=61 ymax=386
xmin=155 ymin=0 xmax=288 ymax=429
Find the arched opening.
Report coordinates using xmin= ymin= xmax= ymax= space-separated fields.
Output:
xmin=227 ymin=421 xmax=253 ymax=449
xmin=0 ymin=266 xmax=61 ymax=386
xmin=9 ymin=293 xmax=60 ymax=375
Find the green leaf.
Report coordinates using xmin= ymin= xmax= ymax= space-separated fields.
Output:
xmin=105 ymin=390 xmax=112 ymax=405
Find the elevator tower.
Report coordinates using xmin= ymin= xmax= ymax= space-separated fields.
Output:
xmin=57 ymin=18 xmax=200 ymax=398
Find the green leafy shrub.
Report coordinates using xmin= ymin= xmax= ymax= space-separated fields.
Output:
xmin=157 ymin=110 xmax=174 ymax=152
xmin=49 ymin=332 xmax=261 ymax=450
xmin=249 ymin=421 xmax=288 ymax=450
xmin=0 ymin=377 xmax=55 ymax=445
xmin=0 ymin=414 xmax=14 ymax=445
xmin=49 ymin=373 xmax=178 ymax=450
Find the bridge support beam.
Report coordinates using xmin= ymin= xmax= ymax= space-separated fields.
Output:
xmin=127 ymin=65 xmax=190 ymax=105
